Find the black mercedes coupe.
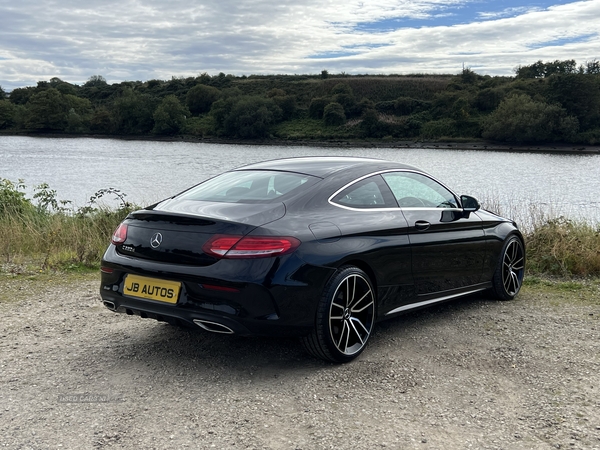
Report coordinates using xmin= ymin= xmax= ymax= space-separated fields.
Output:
xmin=100 ymin=156 xmax=525 ymax=362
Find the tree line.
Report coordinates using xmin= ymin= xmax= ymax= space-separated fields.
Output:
xmin=1 ymin=59 xmax=599 ymax=145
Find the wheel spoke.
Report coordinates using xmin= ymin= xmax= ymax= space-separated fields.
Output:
xmin=512 ymin=257 xmax=525 ymax=270
xmin=352 ymin=297 xmax=374 ymax=314
xmin=332 ymin=301 xmax=345 ymax=311
xmin=346 ymin=277 xmax=356 ymax=308
xmin=342 ymin=322 xmax=351 ymax=352
xmin=348 ymin=319 xmax=366 ymax=346
xmin=511 ymin=271 xmax=520 ymax=291
xmin=507 ymin=248 xmax=514 ymax=262
xmin=350 ymin=290 xmax=373 ymax=312
xmin=504 ymin=271 xmax=514 ymax=292
xmin=335 ymin=321 xmax=349 ymax=351
xmin=350 ymin=317 xmax=369 ymax=338
xmin=510 ymin=277 xmax=517 ymax=294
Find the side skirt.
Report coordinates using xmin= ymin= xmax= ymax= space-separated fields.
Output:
xmin=384 ymin=283 xmax=490 ymax=317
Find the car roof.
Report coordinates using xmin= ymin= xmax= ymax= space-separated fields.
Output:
xmin=235 ymin=156 xmax=420 ymax=178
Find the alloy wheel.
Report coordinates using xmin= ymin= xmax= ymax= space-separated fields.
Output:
xmin=328 ymin=273 xmax=375 ymax=356
xmin=501 ymin=238 xmax=525 ymax=296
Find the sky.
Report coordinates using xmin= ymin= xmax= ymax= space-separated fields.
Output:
xmin=0 ymin=0 xmax=599 ymax=91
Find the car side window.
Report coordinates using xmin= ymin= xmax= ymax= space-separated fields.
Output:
xmin=382 ymin=172 xmax=458 ymax=208
xmin=331 ymin=175 xmax=396 ymax=209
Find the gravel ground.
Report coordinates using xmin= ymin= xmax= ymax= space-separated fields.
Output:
xmin=1 ymin=275 xmax=599 ymax=449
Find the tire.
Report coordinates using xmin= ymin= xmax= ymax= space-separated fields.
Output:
xmin=491 ymin=235 xmax=525 ymax=300
xmin=301 ymin=266 xmax=376 ymax=363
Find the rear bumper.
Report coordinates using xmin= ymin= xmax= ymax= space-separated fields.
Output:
xmin=100 ymin=293 xmax=260 ymax=335
xmin=100 ymin=245 xmax=335 ymax=337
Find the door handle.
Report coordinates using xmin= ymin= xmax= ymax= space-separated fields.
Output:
xmin=414 ymin=220 xmax=431 ymax=231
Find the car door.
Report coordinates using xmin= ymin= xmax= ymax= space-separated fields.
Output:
xmin=329 ymin=174 xmax=414 ymax=313
xmin=381 ymin=171 xmax=486 ymax=297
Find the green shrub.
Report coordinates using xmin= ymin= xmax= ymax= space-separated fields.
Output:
xmin=421 ymin=118 xmax=458 ymax=139
xmin=272 ymin=95 xmax=297 ymax=120
xmin=309 ymin=97 xmax=330 ymax=119
xmin=183 ymin=115 xmax=217 ymax=137
xmin=152 ymin=95 xmax=190 ymax=135
xmin=3 ymin=179 xmax=600 ymax=278
xmin=0 ymin=101 xmax=17 ymax=129
xmin=330 ymin=83 xmax=353 ymax=96
xmin=546 ymin=74 xmax=600 ymax=131
xmin=111 ymin=89 xmax=157 ymax=134
xmin=572 ymin=128 xmax=600 ymax=145
xmin=395 ymin=97 xmax=422 ymax=115
xmin=375 ymin=101 xmax=396 ymax=114
xmin=266 ymin=88 xmax=286 ymax=98
xmin=89 ymin=107 xmax=114 ymax=134
xmin=323 ymin=102 xmax=346 ymax=126
xmin=0 ymin=179 xmax=35 ymax=216
xmin=474 ymin=88 xmax=505 ymax=112
xmin=454 ymin=117 xmax=482 ymax=138
xmin=186 ymin=84 xmax=221 ymax=115
xmin=482 ymin=94 xmax=579 ymax=143
xmin=332 ymin=93 xmax=356 ymax=116
xmin=388 ymin=115 xmax=423 ymax=138
xmin=25 ymin=88 xmax=70 ymax=131
xmin=222 ymin=96 xmax=282 ymax=138
xmin=360 ymin=109 xmax=388 ymax=137
xmin=0 ymin=182 xmax=136 ymax=270
xmin=526 ymin=218 xmax=600 ymax=277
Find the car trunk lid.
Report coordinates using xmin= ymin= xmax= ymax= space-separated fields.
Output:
xmin=115 ymin=202 xmax=285 ymax=266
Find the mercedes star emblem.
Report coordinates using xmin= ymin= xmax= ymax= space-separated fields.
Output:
xmin=150 ymin=232 xmax=163 ymax=249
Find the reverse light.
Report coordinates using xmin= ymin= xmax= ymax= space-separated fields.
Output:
xmin=111 ymin=223 xmax=128 ymax=245
xmin=202 ymin=235 xmax=301 ymax=259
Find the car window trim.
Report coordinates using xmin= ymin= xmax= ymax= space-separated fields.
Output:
xmin=329 ymin=169 xmax=462 ymax=212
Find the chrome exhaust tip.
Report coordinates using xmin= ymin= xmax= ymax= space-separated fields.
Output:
xmin=103 ymin=300 xmax=116 ymax=311
xmin=193 ymin=319 xmax=234 ymax=334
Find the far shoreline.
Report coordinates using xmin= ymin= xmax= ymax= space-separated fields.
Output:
xmin=2 ymin=132 xmax=600 ymax=154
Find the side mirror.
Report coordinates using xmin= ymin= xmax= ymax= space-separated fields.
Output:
xmin=460 ymin=195 xmax=480 ymax=213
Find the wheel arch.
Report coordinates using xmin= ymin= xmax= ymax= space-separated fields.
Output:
xmin=337 ymin=259 xmax=378 ymax=299
xmin=505 ymin=229 xmax=526 ymax=261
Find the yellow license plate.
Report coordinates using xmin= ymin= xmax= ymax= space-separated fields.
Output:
xmin=123 ymin=274 xmax=181 ymax=304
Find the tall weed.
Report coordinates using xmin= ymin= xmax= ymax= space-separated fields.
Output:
xmin=2 ymin=180 xmax=599 ymax=278
xmin=526 ymin=217 xmax=600 ymax=277
xmin=1 ymin=180 xmax=134 ymax=270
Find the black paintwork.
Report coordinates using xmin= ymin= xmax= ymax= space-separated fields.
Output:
xmin=100 ymin=157 xmax=523 ymax=336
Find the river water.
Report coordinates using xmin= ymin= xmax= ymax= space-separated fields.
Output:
xmin=1 ymin=136 xmax=598 ymax=226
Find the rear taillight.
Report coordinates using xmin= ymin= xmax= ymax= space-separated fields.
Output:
xmin=111 ymin=223 xmax=128 ymax=245
xmin=202 ymin=235 xmax=300 ymax=259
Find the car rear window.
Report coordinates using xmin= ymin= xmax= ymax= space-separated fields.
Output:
xmin=174 ymin=170 xmax=318 ymax=203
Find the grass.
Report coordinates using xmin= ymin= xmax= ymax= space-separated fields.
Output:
xmin=2 ymin=179 xmax=600 ymax=280
xmin=1 ymin=180 xmax=134 ymax=272
xmin=0 ymin=271 xmax=98 ymax=304
xmin=483 ymin=196 xmax=600 ymax=278
xmin=525 ymin=217 xmax=600 ymax=277
xmin=1 ymin=206 xmax=131 ymax=271
xmin=522 ymin=276 xmax=600 ymax=306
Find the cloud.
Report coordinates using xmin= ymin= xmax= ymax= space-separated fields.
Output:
xmin=477 ymin=7 xmax=537 ymax=20
xmin=0 ymin=0 xmax=599 ymax=90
